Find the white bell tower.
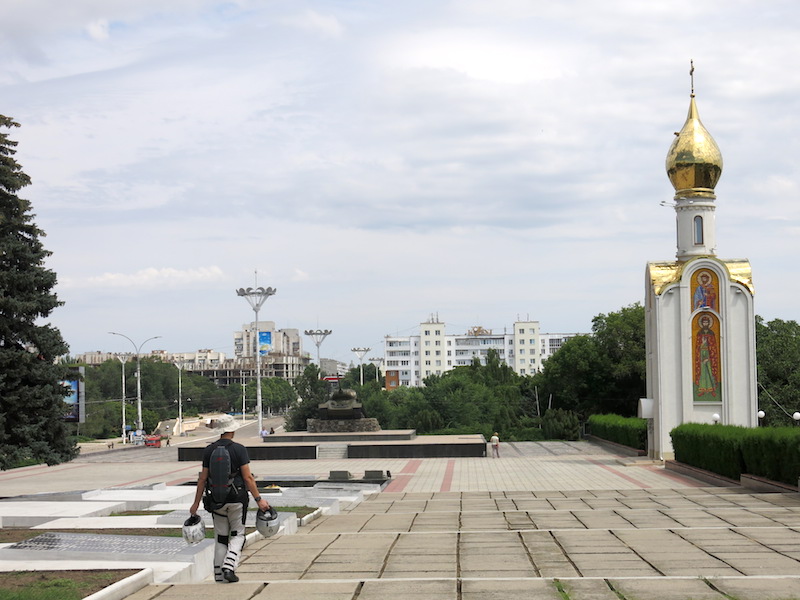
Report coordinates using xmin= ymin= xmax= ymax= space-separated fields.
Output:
xmin=645 ymin=66 xmax=757 ymax=460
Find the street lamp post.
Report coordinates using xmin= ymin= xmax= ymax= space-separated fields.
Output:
xmin=304 ymin=329 xmax=332 ymax=377
xmin=351 ymin=347 xmax=371 ymax=386
xmin=369 ymin=356 xmax=383 ymax=382
xmin=174 ymin=362 xmax=184 ymax=436
xmin=236 ymin=285 xmax=276 ymax=434
xmin=109 ymin=332 xmax=161 ymax=432
xmin=117 ymin=354 xmax=129 ymax=443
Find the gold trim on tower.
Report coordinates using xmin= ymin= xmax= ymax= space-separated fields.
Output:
xmin=647 ymin=259 xmax=754 ymax=296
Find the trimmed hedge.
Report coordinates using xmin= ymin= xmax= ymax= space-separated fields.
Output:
xmin=587 ymin=414 xmax=647 ymax=451
xmin=671 ymin=423 xmax=800 ymax=486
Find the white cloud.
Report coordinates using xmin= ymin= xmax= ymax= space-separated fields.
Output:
xmin=382 ymin=29 xmax=564 ymax=85
xmin=85 ymin=266 xmax=226 ymax=289
xmin=281 ymin=9 xmax=344 ymax=39
xmin=86 ymin=18 xmax=110 ymax=41
xmin=3 ymin=0 xmax=800 ymax=360
xmin=291 ymin=269 xmax=310 ymax=282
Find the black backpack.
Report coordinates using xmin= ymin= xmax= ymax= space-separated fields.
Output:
xmin=204 ymin=443 xmax=241 ymax=509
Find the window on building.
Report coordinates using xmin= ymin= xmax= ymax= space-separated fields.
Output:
xmin=519 ymin=328 xmax=524 ymax=334
xmin=520 ymin=349 xmax=525 ymax=355
xmin=435 ymin=340 xmax=441 ymax=346
xmin=435 ymin=330 xmax=441 ymax=335
xmin=519 ymin=339 xmax=525 ymax=344
xmin=435 ymin=350 xmax=441 ymax=356
xmin=424 ymin=330 xmax=430 ymax=335
xmin=694 ymin=215 xmax=704 ymax=245
xmin=425 ymin=350 xmax=430 ymax=356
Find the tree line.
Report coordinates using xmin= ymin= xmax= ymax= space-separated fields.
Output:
xmin=287 ymin=304 xmax=800 ymax=436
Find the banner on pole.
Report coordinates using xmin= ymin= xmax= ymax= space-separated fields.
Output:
xmin=258 ymin=331 xmax=272 ymax=355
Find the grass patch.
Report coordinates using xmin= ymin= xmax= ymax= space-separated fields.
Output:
xmin=0 ymin=570 xmax=138 ymax=600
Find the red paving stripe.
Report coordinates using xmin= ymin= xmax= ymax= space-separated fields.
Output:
xmin=400 ymin=459 xmax=422 ymax=474
xmin=0 ymin=463 xmax=87 ymax=481
xmin=440 ymin=459 xmax=455 ymax=492
xmin=585 ymin=458 xmax=651 ymax=488
xmin=645 ymin=464 xmax=706 ymax=487
xmin=384 ymin=475 xmax=413 ymax=493
xmin=384 ymin=459 xmax=423 ymax=492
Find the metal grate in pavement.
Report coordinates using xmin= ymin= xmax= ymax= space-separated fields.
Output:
xmin=8 ymin=532 xmax=189 ymax=556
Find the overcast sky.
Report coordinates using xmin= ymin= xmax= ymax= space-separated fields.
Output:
xmin=2 ymin=0 xmax=799 ymax=364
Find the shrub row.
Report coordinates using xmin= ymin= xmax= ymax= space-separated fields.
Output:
xmin=587 ymin=414 xmax=647 ymax=451
xmin=671 ymin=423 xmax=800 ymax=486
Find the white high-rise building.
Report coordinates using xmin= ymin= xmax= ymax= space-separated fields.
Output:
xmin=384 ymin=316 xmax=561 ymax=389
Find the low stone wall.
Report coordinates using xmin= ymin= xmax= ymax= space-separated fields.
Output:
xmin=665 ymin=460 xmax=740 ymax=487
xmin=307 ymin=418 xmax=382 ymax=433
xmin=739 ymin=474 xmax=799 ymax=493
xmin=584 ymin=434 xmax=645 ymax=457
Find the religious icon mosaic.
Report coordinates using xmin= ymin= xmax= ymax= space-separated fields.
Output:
xmin=692 ymin=311 xmax=722 ymax=402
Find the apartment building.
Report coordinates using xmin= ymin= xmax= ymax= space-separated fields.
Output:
xmin=232 ymin=321 xmax=308 ymax=382
xmin=384 ymin=316 xmax=545 ymax=389
xmin=75 ymin=321 xmax=309 ymax=385
xmin=539 ymin=333 xmax=583 ymax=363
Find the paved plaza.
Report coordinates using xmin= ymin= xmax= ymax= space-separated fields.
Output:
xmin=2 ymin=429 xmax=800 ymax=599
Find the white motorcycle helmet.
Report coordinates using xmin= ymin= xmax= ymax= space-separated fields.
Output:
xmin=256 ymin=507 xmax=280 ymax=538
xmin=182 ymin=514 xmax=206 ymax=544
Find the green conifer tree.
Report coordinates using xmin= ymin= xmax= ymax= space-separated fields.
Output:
xmin=0 ymin=115 xmax=77 ymax=469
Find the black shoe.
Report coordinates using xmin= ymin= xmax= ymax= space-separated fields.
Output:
xmin=222 ymin=568 xmax=239 ymax=583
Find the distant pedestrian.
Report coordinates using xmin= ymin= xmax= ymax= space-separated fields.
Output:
xmin=490 ymin=432 xmax=500 ymax=458
xmin=260 ymin=428 xmax=268 ymax=442
xmin=269 ymin=427 xmax=275 ymax=435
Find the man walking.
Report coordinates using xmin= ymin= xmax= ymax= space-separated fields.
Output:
xmin=189 ymin=414 xmax=271 ymax=583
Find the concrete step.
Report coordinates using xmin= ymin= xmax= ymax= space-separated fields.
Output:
xmin=317 ymin=443 xmax=348 ymax=459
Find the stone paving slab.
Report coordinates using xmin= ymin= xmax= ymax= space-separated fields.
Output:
xmin=558 ymin=579 xmax=621 ymax=600
xmin=461 ymin=578 xmax=562 ymax=600
xmin=358 ymin=579 xmax=456 ymax=599
xmin=710 ymin=577 xmax=800 ymax=600
xmin=0 ymin=500 xmax=127 ymax=527
xmin=6 ymin=439 xmax=800 ymax=599
xmin=610 ymin=577 xmax=724 ymax=599
xmin=254 ymin=581 xmax=359 ymax=599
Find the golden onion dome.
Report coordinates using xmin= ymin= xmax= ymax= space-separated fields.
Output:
xmin=665 ymin=95 xmax=723 ymax=198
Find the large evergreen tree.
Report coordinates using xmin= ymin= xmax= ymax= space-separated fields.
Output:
xmin=0 ymin=115 xmax=76 ymax=469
